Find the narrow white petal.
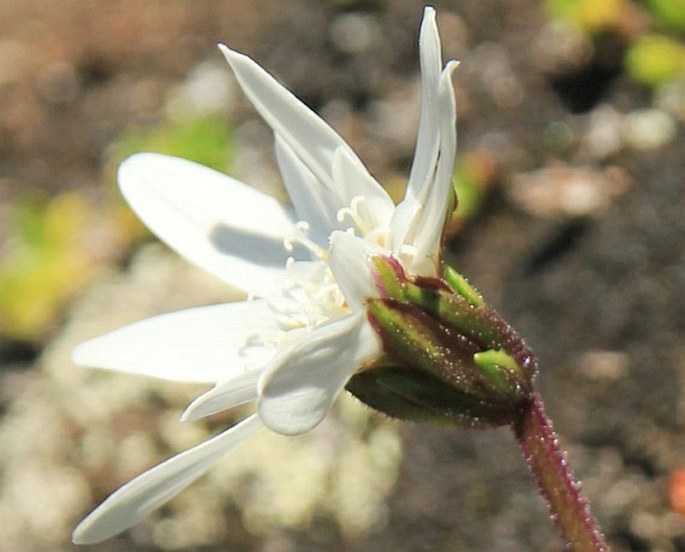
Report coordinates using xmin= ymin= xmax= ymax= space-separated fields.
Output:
xmin=119 ymin=153 xmax=295 ymax=295
xmin=393 ymin=6 xmax=456 ymax=259
xmin=327 ymin=230 xmax=378 ymax=312
xmin=410 ymin=61 xmax=459 ymax=275
xmin=72 ymin=415 xmax=263 ymax=545
xmin=181 ymin=369 xmax=261 ymax=422
xmin=220 ymin=45 xmax=350 ymax=188
xmin=404 ymin=6 xmax=442 ymax=204
xmin=274 ymin=133 xmax=342 ymax=245
xmin=73 ymin=301 xmax=279 ymax=384
xmin=258 ymin=313 xmax=381 ymax=435
xmin=219 ymin=45 xmax=392 ymax=215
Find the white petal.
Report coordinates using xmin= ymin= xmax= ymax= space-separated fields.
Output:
xmin=219 ymin=45 xmax=393 ymax=216
xmin=119 ymin=153 xmax=296 ymax=295
xmin=328 ymin=230 xmax=378 ymax=311
xmin=220 ymin=45 xmax=339 ymax=188
xmin=73 ymin=301 xmax=279 ymax=384
xmin=258 ymin=313 xmax=381 ymax=435
xmin=274 ymin=133 xmax=342 ymax=246
xmin=181 ymin=369 xmax=261 ymax=422
xmin=410 ymin=61 xmax=459 ymax=275
xmin=72 ymin=415 xmax=262 ymax=544
xmin=404 ymin=6 xmax=442 ymax=204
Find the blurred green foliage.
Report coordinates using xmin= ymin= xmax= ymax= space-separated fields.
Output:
xmin=626 ymin=34 xmax=685 ymax=87
xmin=545 ymin=0 xmax=685 ymax=90
xmin=109 ymin=116 xmax=235 ymax=176
xmin=545 ymin=0 xmax=628 ymax=31
xmin=0 ymin=116 xmax=235 ymax=342
xmin=445 ymin=152 xmax=495 ymax=238
xmin=453 ymin=154 xmax=492 ymax=220
xmin=647 ymin=0 xmax=685 ymax=33
xmin=0 ymin=193 xmax=91 ymax=340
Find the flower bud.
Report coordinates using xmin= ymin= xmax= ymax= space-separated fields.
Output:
xmin=346 ymin=256 xmax=536 ymax=427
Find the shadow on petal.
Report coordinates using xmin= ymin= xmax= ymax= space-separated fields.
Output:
xmin=209 ymin=224 xmax=307 ymax=268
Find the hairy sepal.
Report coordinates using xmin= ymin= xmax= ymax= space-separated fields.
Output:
xmin=349 ymin=257 xmax=537 ymax=427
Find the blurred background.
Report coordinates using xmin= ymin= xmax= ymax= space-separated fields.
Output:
xmin=0 ymin=0 xmax=684 ymax=550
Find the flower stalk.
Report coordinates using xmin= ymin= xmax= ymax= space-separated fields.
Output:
xmin=513 ymin=392 xmax=609 ymax=552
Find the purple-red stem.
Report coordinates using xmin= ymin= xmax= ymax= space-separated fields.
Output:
xmin=513 ymin=392 xmax=609 ymax=551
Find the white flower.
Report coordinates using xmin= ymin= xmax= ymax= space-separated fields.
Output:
xmin=73 ymin=6 xmax=457 ymax=545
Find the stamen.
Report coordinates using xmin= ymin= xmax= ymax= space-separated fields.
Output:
xmin=337 ymin=195 xmax=371 ymax=235
xmin=283 ymin=221 xmax=328 ymax=260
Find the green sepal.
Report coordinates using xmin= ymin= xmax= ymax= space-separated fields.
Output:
xmin=474 ymin=349 xmax=523 ymax=394
xmin=363 ymin=254 xmax=536 ymax=427
xmin=474 ymin=349 xmax=521 ymax=375
xmin=402 ymin=282 xmax=502 ymax=349
xmin=400 ymin=281 xmax=536 ymax=380
xmin=346 ymin=363 xmax=521 ymax=427
xmin=370 ymin=255 xmax=405 ymax=300
xmin=363 ymin=298 xmax=533 ymax=427
xmin=366 ymin=298 xmax=480 ymax=396
xmin=443 ymin=265 xmax=484 ymax=307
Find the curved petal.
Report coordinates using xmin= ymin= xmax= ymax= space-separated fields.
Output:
xmin=258 ymin=313 xmax=381 ymax=435
xmin=328 ymin=230 xmax=379 ymax=312
xmin=73 ymin=301 xmax=279 ymax=384
xmin=274 ymin=133 xmax=343 ymax=246
xmin=72 ymin=415 xmax=263 ymax=545
xmin=181 ymin=369 xmax=261 ymax=422
xmin=405 ymin=6 xmax=442 ymax=204
xmin=219 ymin=45 xmax=393 ymax=217
xmin=391 ymin=7 xmax=463 ymax=278
xmin=119 ymin=153 xmax=295 ymax=295
xmin=409 ymin=61 xmax=459 ymax=275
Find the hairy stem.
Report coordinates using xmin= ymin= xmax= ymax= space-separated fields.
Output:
xmin=513 ymin=392 xmax=609 ymax=551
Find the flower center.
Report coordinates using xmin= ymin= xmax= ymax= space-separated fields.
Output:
xmin=258 ymin=221 xmax=346 ymax=348
xmin=258 ymin=196 xmax=395 ymax=349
